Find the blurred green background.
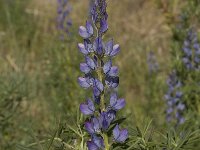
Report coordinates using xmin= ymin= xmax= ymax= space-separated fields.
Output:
xmin=0 ymin=0 xmax=199 ymax=149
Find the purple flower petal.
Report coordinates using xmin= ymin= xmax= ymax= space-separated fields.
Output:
xmin=78 ymin=77 xmax=91 ymax=88
xmin=110 ymin=44 xmax=120 ymax=57
xmin=93 ymin=96 xmax=100 ymax=104
xmin=80 ymin=63 xmax=91 ymax=74
xmin=110 ymin=93 xmax=125 ymax=110
xmin=87 ymin=141 xmax=99 ymax=150
xmin=113 ymin=124 xmax=120 ymax=140
xmin=100 ymin=112 xmax=110 ymax=130
xmin=85 ymin=56 xmax=96 ymax=70
xmin=93 ymin=86 xmax=101 ymax=97
xmin=92 ymin=117 xmax=101 ymax=133
xmin=105 ymin=40 xmax=113 ymax=55
xmin=178 ymin=117 xmax=185 ymax=124
xmin=92 ymin=135 xmax=104 ymax=149
xmin=166 ymin=107 xmax=173 ymax=114
xmin=194 ymin=56 xmax=200 ymax=63
xmin=93 ymin=37 xmax=104 ymax=55
xmin=79 ymin=21 xmax=93 ymax=39
xmin=177 ymin=103 xmax=185 ymax=110
xmin=86 ymin=21 xmax=93 ymax=35
xmin=113 ymin=99 xmax=125 ymax=110
xmin=110 ymin=93 xmax=117 ymax=106
xmin=183 ymin=57 xmax=189 ymax=64
xmin=85 ymin=122 xmax=95 ymax=134
xmin=94 ymin=79 xmax=104 ymax=92
xmin=106 ymin=110 xmax=116 ymax=122
xmin=108 ymin=66 xmax=118 ymax=77
xmin=117 ymin=129 xmax=128 ymax=142
xmin=103 ymin=60 xmax=112 ymax=74
xmin=84 ymin=39 xmax=93 ymax=53
xmin=113 ymin=125 xmax=128 ymax=143
xmin=79 ymin=99 xmax=95 ymax=115
xmin=85 ymin=117 xmax=102 ymax=135
xmin=78 ymin=43 xmax=88 ymax=55
xmin=100 ymin=19 xmax=108 ymax=33
xmin=105 ymin=76 xmax=119 ymax=88
xmin=79 ymin=26 xmax=91 ymax=38
xmin=175 ymin=91 xmax=183 ymax=98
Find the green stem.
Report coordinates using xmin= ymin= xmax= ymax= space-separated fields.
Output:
xmin=97 ymin=61 xmax=105 ymax=111
xmin=97 ymin=56 xmax=110 ymax=150
xmin=103 ymin=133 xmax=110 ymax=150
xmin=94 ymin=5 xmax=110 ymax=147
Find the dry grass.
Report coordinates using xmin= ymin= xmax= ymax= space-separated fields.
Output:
xmin=24 ymin=0 xmax=173 ymax=121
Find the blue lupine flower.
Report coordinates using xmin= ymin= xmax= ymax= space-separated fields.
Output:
xmin=91 ymin=0 xmax=108 ymax=29
xmin=100 ymin=112 xmax=111 ymax=131
xmin=105 ymin=76 xmax=119 ymax=88
xmin=78 ymin=39 xmax=93 ymax=55
xmin=78 ymin=77 xmax=93 ymax=88
xmin=113 ymin=125 xmax=128 ymax=143
xmin=85 ymin=56 xmax=96 ymax=70
xmin=182 ymin=29 xmax=200 ymax=70
xmin=147 ymin=51 xmax=159 ymax=74
xmin=103 ymin=60 xmax=112 ymax=74
xmin=79 ymin=21 xmax=94 ymax=39
xmin=105 ymin=40 xmax=120 ymax=57
xmin=193 ymin=39 xmax=200 ymax=70
xmin=80 ymin=63 xmax=91 ymax=74
xmin=87 ymin=141 xmax=99 ymax=150
xmin=87 ymin=135 xmax=104 ymax=150
xmin=78 ymin=0 xmax=128 ymax=148
xmin=92 ymin=135 xmax=105 ymax=148
xmin=164 ymin=71 xmax=185 ymax=124
xmin=85 ymin=117 xmax=102 ymax=134
xmin=80 ymin=99 xmax=95 ymax=115
xmin=78 ymin=43 xmax=89 ymax=55
xmin=93 ymin=37 xmax=104 ymax=55
xmin=57 ymin=0 xmax=72 ymax=40
xmin=103 ymin=62 xmax=119 ymax=77
xmin=109 ymin=93 xmax=125 ymax=111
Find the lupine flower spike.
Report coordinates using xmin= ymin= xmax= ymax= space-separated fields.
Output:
xmin=78 ymin=0 xmax=128 ymax=149
xmin=182 ymin=29 xmax=200 ymax=70
xmin=57 ymin=0 xmax=72 ymax=40
xmin=164 ymin=71 xmax=185 ymax=125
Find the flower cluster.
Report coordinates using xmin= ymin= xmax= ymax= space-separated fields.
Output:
xmin=78 ymin=0 xmax=128 ymax=149
xmin=164 ymin=71 xmax=185 ymax=124
xmin=57 ymin=0 xmax=72 ymax=40
xmin=147 ymin=51 xmax=159 ymax=74
xmin=182 ymin=29 xmax=200 ymax=70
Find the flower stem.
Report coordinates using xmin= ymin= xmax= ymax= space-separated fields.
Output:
xmin=103 ymin=133 xmax=110 ymax=150
xmin=97 ymin=57 xmax=105 ymax=111
xmin=97 ymin=57 xmax=110 ymax=150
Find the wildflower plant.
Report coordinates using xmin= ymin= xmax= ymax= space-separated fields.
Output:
xmin=164 ymin=0 xmax=200 ymax=127
xmin=164 ymin=71 xmax=185 ymax=125
xmin=78 ymin=0 xmax=128 ymax=149
xmin=57 ymin=0 xmax=72 ymax=40
xmin=182 ymin=29 xmax=200 ymax=71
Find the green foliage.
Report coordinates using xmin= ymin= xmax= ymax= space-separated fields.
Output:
xmin=0 ymin=70 xmax=29 ymax=149
xmin=168 ymin=0 xmax=200 ymax=120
